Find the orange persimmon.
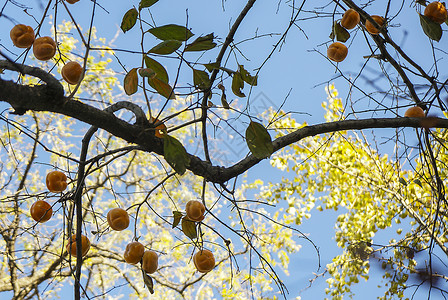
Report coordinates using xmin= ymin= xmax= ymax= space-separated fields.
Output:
xmin=193 ymin=249 xmax=215 ymax=273
xmin=61 ymin=61 xmax=83 ymax=85
xmin=186 ymin=200 xmax=205 ymax=222
xmin=341 ymin=9 xmax=360 ymax=30
xmin=10 ymin=24 xmax=35 ymax=48
xmin=424 ymin=1 xmax=448 ymax=24
xmin=46 ymin=170 xmax=68 ymax=193
xmin=66 ymin=234 xmax=91 ymax=257
xmin=327 ymin=42 xmax=348 ymax=62
xmin=124 ymin=241 xmax=145 ymax=264
xmin=33 ymin=36 xmax=57 ymax=61
xmin=365 ymin=15 xmax=385 ymax=35
xmin=404 ymin=106 xmax=425 ymax=118
xmin=107 ymin=208 xmax=130 ymax=231
xmin=142 ymin=250 xmax=158 ymax=274
xmin=30 ymin=200 xmax=53 ymax=223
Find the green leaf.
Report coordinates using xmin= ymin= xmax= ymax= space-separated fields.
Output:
xmin=204 ymin=62 xmax=220 ymax=72
xmin=231 ymin=72 xmax=245 ymax=97
xmin=121 ymin=8 xmax=138 ymax=33
xmin=144 ymin=55 xmax=169 ymax=83
xmin=138 ymin=68 xmax=156 ymax=78
xmin=148 ymin=77 xmax=175 ymax=99
xmin=172 ymin=211 xmax=182 ymax=228
xmin=413 ymin=178 xmax=422 ymax=188
xmin=238 ymin=65 xmax=258 ymax=86
xmin=185 ymin=33 xmax=217 ymax=52
xmin=399 ymin=177 xmax=407 ymax=186
xmin=141 ymin=270 xmax=154 ymax=294
xmin=139 ymin=0 xmax=158 ymax=10
xmin=419 ymin=13 xmax=442 ymax=42
xmin=193 ymin=69 xmax=210 ymax=90
xmin=144 ymin=56 xmax=172 ymax=97
xmin=124 ymin=68 xmax=138 ymax=95
xmin=148 ymin=40 xmax=182 ymax=55
xmin=245 ymin=121 xmax=274 ymax=159
xmin=148 ymin=24 xmax=193 ymax=41
xmin=221 ymin=92 xmax=230 ymax=109
xmin=163 ymin=135 xmax=190 ymax=175
xmin=331 ymin=21 xmax=351 ymax=43
xmin=181 ymin=217 xmax=197 ymax=239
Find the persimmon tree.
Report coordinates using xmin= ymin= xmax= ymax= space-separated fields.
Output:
xmin=1 ymin=0 xmax=448 ymax=299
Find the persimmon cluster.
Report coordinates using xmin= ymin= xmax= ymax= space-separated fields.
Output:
xmin=122 ymin=241 xmax=159 ymax=274
xmin=30 ymin=171 xmax=93 ymax=258
xmin=183 ymin=200 xmax=215 ymax=273
xmin=326 ymin=8 xmax=389 ymax=62
xmin=10 ymin=17 xmax=83 ymax=86
xmin=105 ymin=207 xmax=160 ymax=275
xmin=118 ymin=200 xmax=215 ymax=275
xmin=30 ymin=170 xmax=67 ymax=224
xmin=30 ymin=172 xmax=214 ymax=293
xmin=327 ymin=2 xmax=447 ymax=63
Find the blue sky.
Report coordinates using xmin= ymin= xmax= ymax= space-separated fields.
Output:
xmin=2 ymin=0 xmax=447 ymax=299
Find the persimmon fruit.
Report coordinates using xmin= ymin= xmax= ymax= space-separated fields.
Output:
xmin=124 ymin=241 xmax=145 ymax=264
xmin=10 ymin=24 xmax=35 ymax=48
xmin=365 ymin=15 xmax=385 ymax=35
xmin=424 ymin=1 xmax=447 ymax=24
xmin=30 ymin=200 xmax=53 ymax=223
xmin=107 ymin=207 xmax=130 ymax=231
xmin=404 ymin=106 xmax=425 ymax=118
xmin=186 ymin=200 xmax=205 ymax=222
xmin=66 ymin=234 xmax=91 ymax=257
xmin=46 ymin=170 xmax=68 ymax=193
xmin=33 ymin=36 xmax=57 ymax=61
xmin=327 ymin=42 xmax=348 ymax=62
xmin=61 ymin=61 xmax=83 ymax=85
xmin=341 ymin=9 xmax=360 ymax=30
xmin=142 ymin=250 xmax=158 ymax=274
xmin=193 ymin=249 xmax=215 ymax=273
xmin=66 ymin=0 xmax=80 ymax=3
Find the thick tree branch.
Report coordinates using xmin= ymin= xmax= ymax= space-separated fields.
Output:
xmin=1 ymin=60 xmax=448 ymax=185
xmin=196 ymin=117 xmax=448 ymax=183
xmin=72 ymin=101 xmax=148 ymax=300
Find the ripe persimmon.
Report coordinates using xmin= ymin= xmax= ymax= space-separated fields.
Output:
xmin=142 ymin=250 xmax=158 ymax=274
xmin=424 ymin=1 xmax=448 ymax=24
xmin=10 ymin=24 xmax=35 ymax=48
xmin=186 ymin=200 xmax=205 ymax=222
xmin=124 ymin=241 xmax=145 ymax=264
xmin=66 ymin=234 xmax=91 ymax=257
xmin=66 ymin=0 xmax=80 ymax=3
xmin=193 ymin=249 xmax=215 ymax=273
xmin=61 ymin=61 xmax=83 ymax=85
xmin=30 ymin=200 xmax=52 ymax=223
xmin=33 ymin=36 xmax=57 ymax=61
xmin=341 ymin=9 xmax=360 ymax=30
xmin=365 ymin=15 xmax=385 ymax=35
xmin=46 ymin=170 xmax=68 ymax=193
xmin=107 ymin=207 xmax=130 ymax=231
xmin=327 ymin=42 xmax=348 ymax=62
xmin=404 ymin=106 xmax=425 ymax=118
